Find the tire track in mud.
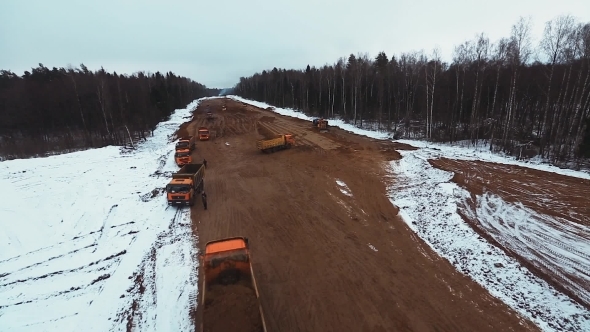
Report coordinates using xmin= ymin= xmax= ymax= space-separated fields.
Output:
xmin=443 ymin=157 xmax=590 ymax=310
xmin=116 ymin=207 xmax=194 ymax=332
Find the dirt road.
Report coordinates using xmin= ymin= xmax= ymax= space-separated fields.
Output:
xmin=180 ymin=98 xmax=538 ymax=332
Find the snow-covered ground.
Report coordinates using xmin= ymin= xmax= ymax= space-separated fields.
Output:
xmin=388 ymin=148 xmax=590 ymax=332
xmin=394 ymin=139 xmax=590 ymax=180
xmin=6 ymin=92 xmax=585 ymax=331
xmin=232 ymin=95 xmax=590 ymax=332
xmin=0 ymin=98 xmax=207 ymax=331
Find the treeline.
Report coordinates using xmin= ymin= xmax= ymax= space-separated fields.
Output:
xmin=234 ymin=15 xmax=590 ymax=164
xmin=0 ymin=64 xmax=218 ymax=159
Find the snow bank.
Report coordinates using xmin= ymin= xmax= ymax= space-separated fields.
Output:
xmin=0 ymin=97 xmax=210 ymax=331
xmin=388 ymin=150 xmax=590 ymax=332
xmin=395 ymin=139 xmax=590 ymax=180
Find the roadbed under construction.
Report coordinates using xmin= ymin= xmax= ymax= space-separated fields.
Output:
xmin=178 ymin=98 xmax=541 ymax=332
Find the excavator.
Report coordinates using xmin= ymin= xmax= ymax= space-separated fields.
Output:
xmin=312 ymin=118 xmax=329 ymax=132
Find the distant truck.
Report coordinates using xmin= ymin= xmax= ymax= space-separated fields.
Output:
xmin=166 ymin=163 xmax=205 ymax=206
xmin=198 ymin=127 xmax=210 ymax=141
xmin=256 ymin=134 xmax=295 ymax=153
xmin=312 ymin=118 xmax=329 ymax=132
xmin=199 ymin=237 xmax=267 ymax=332
xmin=206 ymin=110 xmax=213 ymax=120
xmin=176 ymin=135 xmax=196 ymax=151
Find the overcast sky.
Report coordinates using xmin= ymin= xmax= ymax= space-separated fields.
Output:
xmin=1 ymin=0 xmax=589 ymax=88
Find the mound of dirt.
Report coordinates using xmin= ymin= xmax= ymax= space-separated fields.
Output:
xmin=203 ymin=283 xmax=262 ymax=332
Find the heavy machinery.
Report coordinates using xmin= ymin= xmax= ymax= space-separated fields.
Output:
xmin=198 ymin=237 xmax=267 ymax=332
xmin=312 ymin=118 xmax=329 ymax=132
xmin=176 ymin=135 xmax=196 ymax=151
xmin=174 ymin=149 xmax=192 ymax=166
xmin=256 ymin=134 xmax=295 ymax=153
xmin=198 ymin=127 xmax=210 ymax=141
xmin=174 ymin=136 xmax=196 ymax=166
xmin=166 ymin=163 xmax=205 ymax=206
xmin=207 ymin=110 xmax=213 ymax=120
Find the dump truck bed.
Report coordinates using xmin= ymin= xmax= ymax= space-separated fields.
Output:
xmin=172 ymin=163 xmax=205 ymax=185
xmin=256 ymin=136 xmax=285 ymax=150
xmin=172 ymin=163 xmax=204 ymax=177
xmin=200 ymin=237 xmax=267 ymax=332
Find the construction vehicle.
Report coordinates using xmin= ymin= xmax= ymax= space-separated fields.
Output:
xmin=174 ymin=149 xmax=192 ymax=166
xmin=206 ymin=110 xmax=213 ymax=120
xmin=256 ymin=134 xmax=295 ymax=153
xmin=176 ymin=135 xmax=196 ymax=151
xmin=198 ymin=127 xmax=210 ymax=141
xmin=312 ymin=118 xmax=329 ymax=132
xmin=198 ymin=237 xmax=267 ymax=332
xmin=166 ymin=163 xmax=205 ymax=206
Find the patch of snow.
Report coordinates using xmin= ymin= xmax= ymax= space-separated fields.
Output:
xmin=335 ymin=179 xmax=352 ymax=197
xmin=395 ymin=139 xmax=590 ymax=180
xmin=388 ymin=149 xmax=590 ymax=332
xmin=0 ymin=97 xmax=214 ymax=331
xmin=368 ymin=244 xmax=378 ymax=252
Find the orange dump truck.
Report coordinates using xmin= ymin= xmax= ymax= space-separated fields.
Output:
xmin=198 ymin=127 xmax=210 ymax=141
xmin=174 ymin=149 xmax=192 ymax=166
xmin=175 ymin=135 xmax=196 ymax=166
xmin=199 ymin=237 xmax=267 ymax=332
xmin=166 ymin=163 xmax=205 ymax=206
xmin=176 ymin=135 xmax=196 ymax=151
xmin=256 ymin=134 xmax=295 ymax=153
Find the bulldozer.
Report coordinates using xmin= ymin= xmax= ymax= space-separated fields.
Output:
xmin=312 ymin=118 xmax=329 ymax=133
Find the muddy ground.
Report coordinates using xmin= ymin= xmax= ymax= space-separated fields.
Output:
xmin=180 ymin=98 xmax=538 ymax=332
xmin=430 ymin=158 xmax=590 ymax=310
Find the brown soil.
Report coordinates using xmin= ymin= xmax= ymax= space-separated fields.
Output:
xmin=430 ymin=158 xmax=590 ymax=226
xmin=186 ymin=98 xmax=539 ymax=332
xmin=429 ymin=157 xmax=590 ymax=310
xmin=203 ymin=282 xmax=262 ymax=332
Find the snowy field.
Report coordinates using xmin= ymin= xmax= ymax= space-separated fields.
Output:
xmin=232 ymin=96 xmax=590 ymax=332
xmin=2 ymin=93 xmax=589 ymax=332
xmin=0 ymin=98 xmax=207 ymax=331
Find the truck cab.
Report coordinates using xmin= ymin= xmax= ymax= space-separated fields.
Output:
xmin=284 ymin=134 xmax=295 ymax=145
xmin=166 ymin=178 xmax=195 ymax=206
xmin=198 ymin=127 xmax=210 ymax=141
xmin=166 ymin=163 xmax=205 ymax=206
xmin=176 ymin=136 xmax=195 ymax=151
xmin=174 ymin=150 xmax=192 ymax=166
